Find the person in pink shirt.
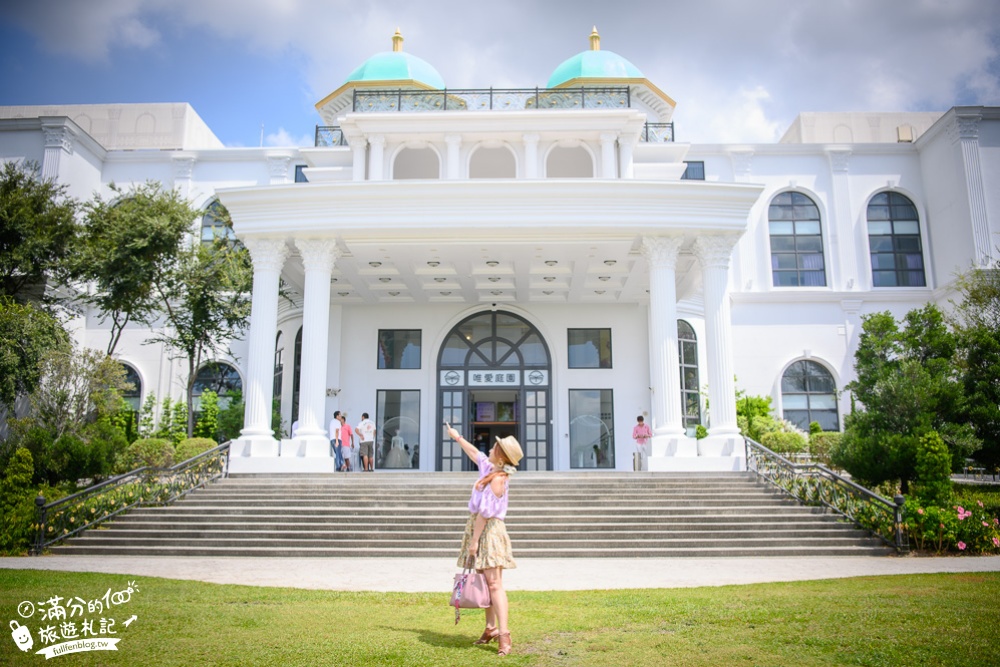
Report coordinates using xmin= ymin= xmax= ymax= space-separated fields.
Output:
xmin=632 ymin=415 xmax=652 ymax=471
xmin=338 ymin=412 xmax=354 ymax=472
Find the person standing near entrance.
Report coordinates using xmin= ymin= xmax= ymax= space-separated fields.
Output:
xmin=355 ymin=412 xmax=376 ymax=472
xmin=339 ymin=412 xmax=355 ymax=472
xmin=447 ymin=422 xmax=521 ymax=657
xmin=330 ymin=411 xmax=344 ymax=472
xmin=632 ymin=415 xmax=652 ymax=471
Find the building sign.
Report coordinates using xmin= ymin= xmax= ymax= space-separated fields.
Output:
xmin=468 ymin=371 xmax=520 ymax=387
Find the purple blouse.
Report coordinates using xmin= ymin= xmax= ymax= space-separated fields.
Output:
xmin=467 ymin=453 xmax=509 ymax=520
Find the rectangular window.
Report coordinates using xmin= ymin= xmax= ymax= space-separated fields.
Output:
xmin=569 ymin=389 xmax=614 ymax=469
xmin=681 ymin=161 xmax=705 ymax=180
xmin=376 ymin=390 xmax=420 ymax=469
xmin=377 ymin=330 xmax=421 ymax=369
xmin=568 ymin=329 xmax=612 ymax=368
xmin=294 ymin=165 xmax=309 ymax=183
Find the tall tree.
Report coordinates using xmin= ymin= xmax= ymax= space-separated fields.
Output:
xmin=833 ymin=305 xmax=980 ymax=492
xmin=0 ymin=161 xmax=79 ymax=302
xmin=148 ymin=204 xmax=252 ymax=436
xmin=952 ymin=261 xmax=1000 ymax=468
xmin=73 ymin=182 xmax=194 ymax=355
xmin=0 ymin=297 xmax=69 ymax=409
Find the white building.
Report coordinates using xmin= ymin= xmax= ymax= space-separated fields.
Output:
xmin=2 ymin=30 xmax=997 ymax=474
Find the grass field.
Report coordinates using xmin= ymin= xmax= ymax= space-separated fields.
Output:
xmin=1 ymin=569 xmax=998 ymax=666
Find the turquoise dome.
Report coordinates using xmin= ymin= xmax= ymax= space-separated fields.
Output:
xmin=344 ymin=50 xmax=445 ymax=89
xmin=547 ymin=49 xmax=644 ymax=88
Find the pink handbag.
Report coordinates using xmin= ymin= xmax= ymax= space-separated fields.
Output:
xmin=451 ymin=567 xmax=491 ymax=623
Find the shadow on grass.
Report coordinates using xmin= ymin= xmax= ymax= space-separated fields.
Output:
xmin=380 ymin=623 xmax=497 ymax=653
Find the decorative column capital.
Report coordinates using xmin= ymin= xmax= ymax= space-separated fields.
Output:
xmin=828 ymin=149 xmax=852 ymax=173
xmin=641 ymin=236 xmax=685 ymax=269
xmin=295 ymin=238 xmax=340 ymax=273
xmin=368 ymin=135 xmax=386 ymax=148
xmin=693 ymin=234 xmax=739 ymax=270
xmin=267 ymin=155 xmax=291 ymax=182
xmin=172 ymin=156 xmax=195 ymax=181
xmin=244 ymin=237 xmax=289 ymax=273
xmin=43 ymin=126 xmax=74 ymax=154
xmin=445 ymin=134 xmax=462 ymax=147
xmin=599 ymin=132 xmax=618 ymax=145
xmin=948 ymin=112 xmax=981 ymax=143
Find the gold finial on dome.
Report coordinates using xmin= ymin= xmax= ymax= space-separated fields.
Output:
xmin=392 ymin=27 xmax=404 ymax=52
xmin=589 ymin=26 xmax=600 ymax=51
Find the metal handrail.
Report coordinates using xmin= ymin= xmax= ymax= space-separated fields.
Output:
xmin=32 ymin=441 xmax=230 ymax=555
xmin=744 ymin=437 xmax=907 ymax=552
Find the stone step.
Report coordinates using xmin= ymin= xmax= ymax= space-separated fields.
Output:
xmin=167 ymin=498 xmax=798 ymax=509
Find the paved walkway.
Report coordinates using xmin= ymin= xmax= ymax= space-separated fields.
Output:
xmin=3 ymin=555 xmax=999 ymax=592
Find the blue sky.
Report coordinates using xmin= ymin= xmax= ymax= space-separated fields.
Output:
xmin=2 ymin=0 xmax=998 ymax=147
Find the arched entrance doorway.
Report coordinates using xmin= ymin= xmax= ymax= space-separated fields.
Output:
xmin=437 ymin=311 xmax=551 ymax=471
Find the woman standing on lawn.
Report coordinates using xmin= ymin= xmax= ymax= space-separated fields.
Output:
xmin=446 ymin=422 xmax=521 ymax=657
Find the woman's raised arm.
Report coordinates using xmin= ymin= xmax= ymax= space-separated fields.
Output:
xmin=446 ymin=423 xmax=481 ymax=463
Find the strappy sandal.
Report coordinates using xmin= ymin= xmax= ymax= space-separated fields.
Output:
xmin=497 ymin=631 xmax=512 ymax=656
xmin=474 ymin=627 xmax=499 ymax=645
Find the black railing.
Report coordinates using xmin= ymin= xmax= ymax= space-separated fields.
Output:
xmin=745 ymin=437 xmax=908 ymax=552
xmin=352 ymin=86 xmax=631 ymax=113
xmin=32 ymin=441 xmax=230 ymax=555
xmin=315 ymin=126 xmax=348 ymax=147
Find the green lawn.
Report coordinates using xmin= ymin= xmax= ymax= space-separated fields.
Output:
xmin=1 ymin=569 xmax=998 ymax=666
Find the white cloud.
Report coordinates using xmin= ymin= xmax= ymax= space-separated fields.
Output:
xmin=264 ymin=127 xmax=312 ymax=147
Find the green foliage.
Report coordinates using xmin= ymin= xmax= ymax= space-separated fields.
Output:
xmin=0 ymin=448 xmax=36 ymax=555
xmin=216 ymin=390 xmax=244 ymax=442
xmin=194 ymin=390 xmax=219 ymax=439
xmin=73 ymin=182 xmax=195 ymax=355
xmin=122 ymin=438 xmax=174 ymax=470
xmin=952 ymin=261 xmax=1000 ymax=469
xmin=175 ymin=437 xmax=217 ymax=463
xmin=913 ymin=431 xmax=955 ymax=507
xmin=0 ymin=160 xmax=79 ymax=300
xmin=155 ymin=396 xmax=174 ymax=439
xmin=760 ymin=430 xmax=808 ymax=455
xmin=808 ymin=431 xmax=842 ymax=467
xmin=736 ymin=388 xmax=772 ymax=424
xmin=904 ymin=496 xmax=1000 ymax=555
xmin=0 ymin=296 xmax=69 ymax=408
xmin=808 ymin=421 xmax=822 ymax=436
xmin=837 ymin=305 xmax=980 ymax=492
xmin=694 ymin=424 xmax=708 ymax=440
xmin=954 ymin=483 xmax=1000 ymax=521
xmin=138 ymin=391 xmax=157 ymax=438
xmin=170 ymin=401 xmax=188 ymax=445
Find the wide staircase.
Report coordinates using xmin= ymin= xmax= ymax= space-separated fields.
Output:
xmin=52 ymin=472 xmax=893 ymax=557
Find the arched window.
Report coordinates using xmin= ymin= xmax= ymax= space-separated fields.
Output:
xmin=120 ymin=363 xmax=142 ymax=412
xmin=469 ymin=146 xmax=516 ymax=179
xmin=274 ymin=331 xmax=284 ymax=407
xmin=201 ymin=199 xmax=236 ymax=245
xmin=291 ymin=327 xmax=303 ymax=422
xmin=768 ymin=192 xmax=826 ymax=287
xmin=392 ymin=147 xmax=440 ymax=179
xmin=781 ymin=360 xmax=838 ymax=431
xmin=867 ymin=192 xmax=925 ymax=287
xmin=677 ymin=321 xmax=701 ymax=428
xmin=192 ymin=361 xmax=243 ymax=410
xmin=546 ymin=146 xmax=594 ymax=178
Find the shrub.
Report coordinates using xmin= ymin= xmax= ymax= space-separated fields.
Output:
xmin=809 ymin=421 xmax=822 ymax=436
xmin=194 ymin=390 xmax=219 ymax=439
xmin=761 ymin=430 xmax=808 ymax=455
xmin=809 ymin=432 xmax=842 ymax=467
xmin=176 ymin=437 xmax=217 ymax=463
xmin=913 ymin=431 xmax=955 ymax=507
xmin=121 ymin=438 xmax=174 ymax=470
xmin=0 ymin=448 xmax=36 ymax=555
xmin=695 ymin=424 xmax=708 ymax=440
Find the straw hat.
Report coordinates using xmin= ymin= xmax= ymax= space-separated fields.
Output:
xmin=494 ymin=435 xmax=523 ymax=466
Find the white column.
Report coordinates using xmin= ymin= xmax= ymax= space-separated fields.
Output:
xmin=523 ymin=134 xmax=540 ymax=178
xmin=445 ymin=135 xmax=462 ymax=179
xmin=694 ymin=235 xmax=741 ymax=442
xmin=618 ymin=132 xmax=638 ymax=179
xmin=368 ymin=135 xmax=385 ymax=181
xmin=40 ymin=122 xmax=74 ymax=181
xmin=239 ymin=238 xmax=289 ymax=455
xmin=352 ymin=140 xmax=367 ymax=181
xmin=954 ymin=112 xmax=992 ymax=266
xmin=292 ymin=238 xmax=339 ymax=456
xmin=641 ymin=237 xmax=687 ymax=447
xmin=599 ymin=132 xmax=617 ymax=178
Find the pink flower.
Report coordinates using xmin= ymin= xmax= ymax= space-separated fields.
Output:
xmin=978 ymin=500 xmax=984 ymax=508
xmin=958 ymin=541 xmax=967 ymax=551
xmin=994 ymin=518 xmax=999 ymax=526
xmin=985 ymin=521 xmax=990 ymax=527
xmin=993 ymin=537 xmax=999 ymax=548
xmin=917 ymin=509 xmax=924 ymax=515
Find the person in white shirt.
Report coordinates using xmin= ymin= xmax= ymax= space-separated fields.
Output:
xmin=330 ymin=412 xmax=345 ymax=472
xmin=355 ymin=412 xmax=377 ymax=472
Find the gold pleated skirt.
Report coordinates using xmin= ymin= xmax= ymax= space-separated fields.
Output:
xmin=456 ymin=513 xmax=517 ymax=570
